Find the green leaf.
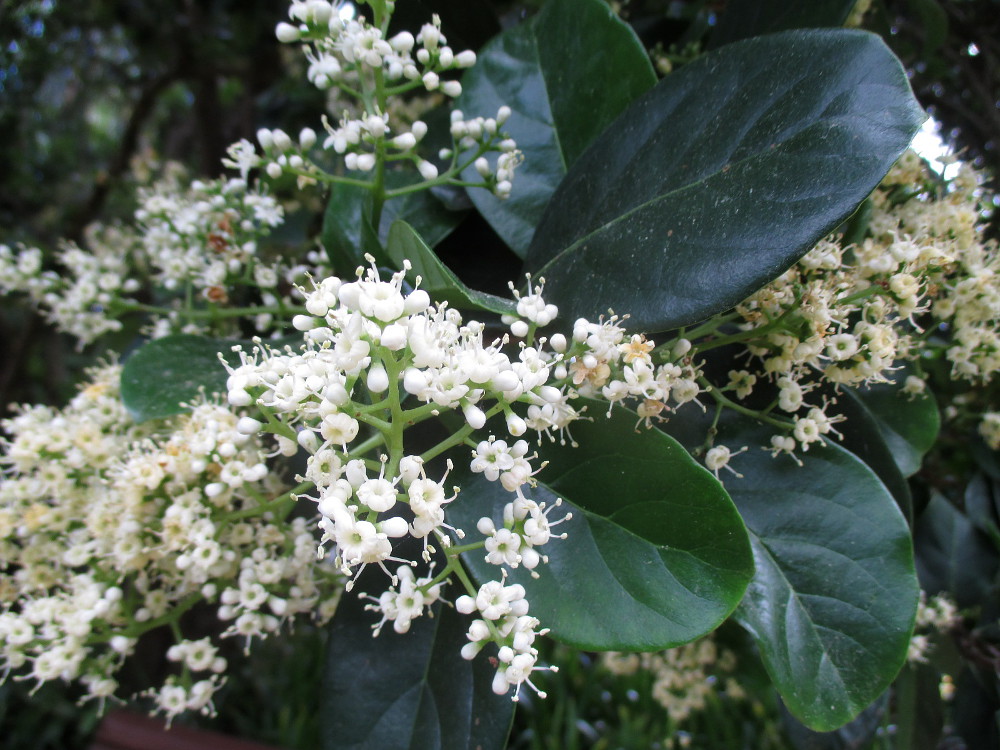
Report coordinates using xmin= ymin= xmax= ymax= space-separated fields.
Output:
xmin=321 ymin=172 xmax=465 ymax=273
xmin=322 ymin=562 xmax=514 ymax=750
xmin=842 ymin=369 xmax=939 ymax=477
xmin=894 ymin=663 xmax=945 ymax=750
xmin=709 ymin=0 xmax=857 ymax=50
xmin=385 ymin=221 xmax=516 ymax=315
xmin=830 ymin=385 xmax=914 ymax=524
xmin=456 ymin=0 xmax=655 ymax=257
xmin=448 ymin=401 xmax=754 ymax=650
xmin=120 ymin=335 xmax=238 ymax=422
xmin=781 ymin=691 xmax=888 ymax=750
xmin=525 ymin=29 xmax=925 ymax=333
xmin=915 ymin=491 xmax=999 ymax=608
xmin=688 ymin=417 xmax=918 ymax=730
xmin=910 ymin=0 xmax=949 ymax=55
xmin=964 ymin=473 xmax=1000 ymax=551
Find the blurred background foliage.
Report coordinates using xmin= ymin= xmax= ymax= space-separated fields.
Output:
xmin=1 ymin=1 xmax=998 ymax=748
xmin=1 ymin=0 xmax=997 ymax=409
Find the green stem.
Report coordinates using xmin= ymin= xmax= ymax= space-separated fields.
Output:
xmin=220 ymin=481 xmax=312 ymax=523
xmin=91 ymin=591 xmax=203 ymax=643
xmin=693 ymin=304 xmax=800 ymax=355
xmin=285 ymin=166 xmax=374 ymax=189
xmin=349 ymin=432 xmax=387 ymax=457
xmin=419 ymin=403 xmax=505 ymax=464
xmin=698 ymin=376 xmax=793 ymax=430
xmin=835 ymin=284 xmax=883 ymax=307
xmin=381 ymin=348 xmax=406 ymax=475
xmin=255 ymin=403 xmax=298 ymax=442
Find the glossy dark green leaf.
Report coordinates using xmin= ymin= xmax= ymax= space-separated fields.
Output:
xmin=322 ymin=181 xmax=381 ymax=271
xmin=964 ymin=473 xmax=1000 ymax=551
xmin=915 ymin=491 xmax=999 ymax=608
xmin=709 ymin=0 xmax=857 ymax=50
xmin=910 ymin=0 xmax=949 ymax=55
xmin=685 ymin=417 xmax=918 ymax=730
xmin=971 ymin=435 xmax=1000 ymax=481
xmin=385 ymin=221 xmax=516 ymax=315
xmin=321 ymin=172 xmax=465 ymax=273
xmin=120 ymin=335 xmax=239 ymax=422
xmin=781 ymin=691 xmax=888 ymax=750
xmin=844 ymin=370 xmax=939 ymax=477
xmin=457 ymin=0 xmax=655 ymax=257
xmin=894 ymin=663 xmax=945 ymax=750
xmin=448 ymin=402 xmax=754 ymax=650
xmin=828 ymin=385 xmax=913 ymax=524
xmin=322 ymin=562 xmax=514 ymax=750
xmin=525 ymin=29 xmax=925 ymax=333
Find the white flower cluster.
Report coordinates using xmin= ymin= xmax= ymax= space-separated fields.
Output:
xmin=0 ymin=365 xmax=339 ymax=718
xmin=603 ymin=636 xmax=743 ymax=725
xmin=221 ymin=258 xmax=584 ymax=697
xmin=246 ymin=1 xmax=520 ymax=197
xmin=456 ymin=579 xmax=553 ymax=699
xmin=980 ymin=411 xmax=1000 ymax=450
xmin=277 ymin=3 xmax=475 ymax=97
xmin=0 ymin=170 xmax=302 ymax=346
xmin=135 ymin=172 xmax=284 ymax=296
xmin=657 ymin=149 xmax=1000 ymax=463
xmin=0 ymin=226 xmax=140 ymax=345
xmin=907 ymin=591 xmax=959 ymax=664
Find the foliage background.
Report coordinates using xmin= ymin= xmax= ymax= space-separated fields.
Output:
xmin=2 ymin=0 xmax=996 ymax=410
xmin=1 ymin=1 xmax=998 ymax=748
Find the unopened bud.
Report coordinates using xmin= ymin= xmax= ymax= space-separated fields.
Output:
xmin=275 ymin=22 xmax=300 ymax=43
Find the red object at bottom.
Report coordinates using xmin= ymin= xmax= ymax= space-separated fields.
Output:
xmin=90 ymin=710 xmax=283 ymax=750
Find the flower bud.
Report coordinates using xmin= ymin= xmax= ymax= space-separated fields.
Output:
xmin=506 ymin=412 xmax=527 ymax=437
xmin=275 ymin=22 xmax=301 ymax=43
xmin=299 ymin=127 xmax=317 ymax=149
xmin=404 ymin=289 xmax=430 ymax=314
xmin=463 ymin=402 xmax=487 ymax=429
xmin=297 ymin=429 xmax=319 ymax=452
xmin=236 ymin=417 xmax=264 ymax=435
xmin=403 ymin=368 xmax=429 ymax=396
xmin=272 ymin=129 xmax=293 ymax=152
xmin=417 ymin=160 xmax=438 ymax=181
xmin=292 ymin=314 xmax=316 ymax=331
xmin=536 ymin=385 xmax=562 ymax=403
xmin=491 ymin=370 xmax=520 ymax=392
xmin=440 ymin=80 xmax=462 ymax=98
xmin=381 ymin=517 xmax=410 ymax=538
xmin=398 ymin=455 xmax=424 ymax=484
xmin=228 ymin=389 xmax=252 ymax=407
xmin=367 ymin=365 xmax=389 ymax=393
xmin=392 ymin=132 xmax=417 ymax=150
xmin=390 ymin=31 xmax=415 ymax=52
xmin=379 ymin=323 xmax=408 ymax=350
